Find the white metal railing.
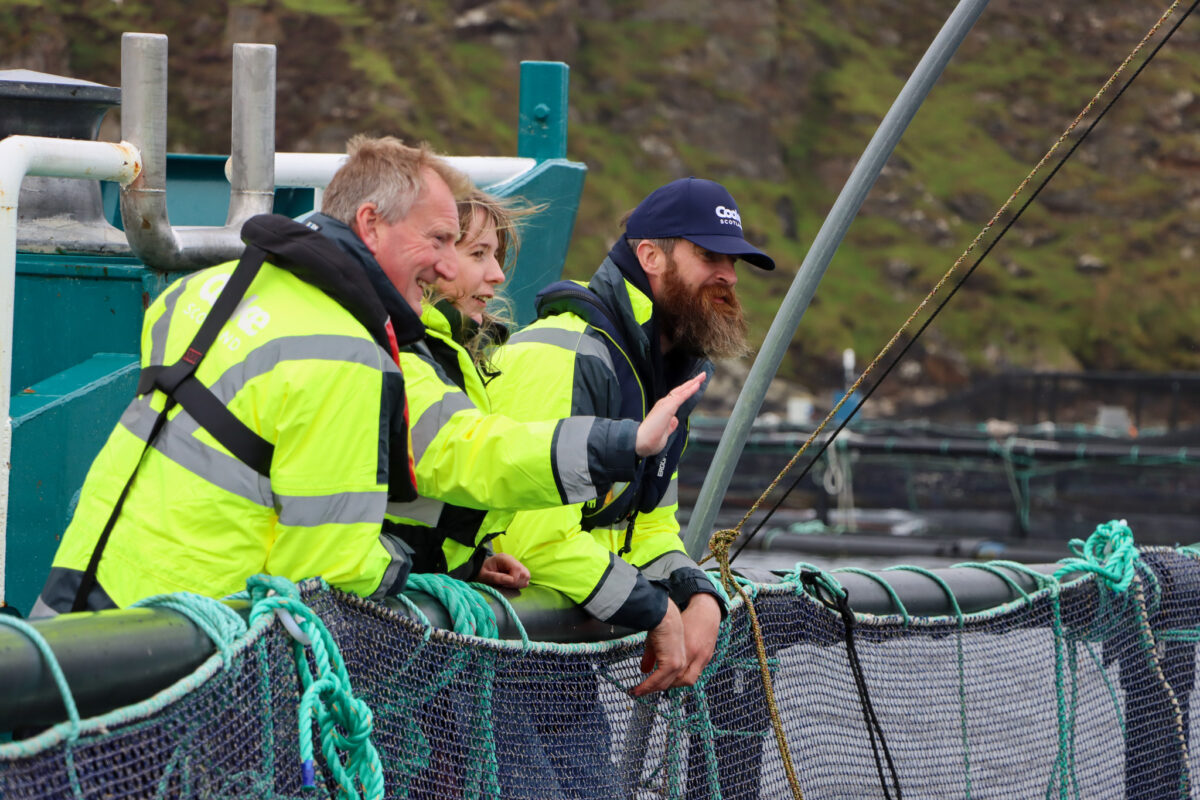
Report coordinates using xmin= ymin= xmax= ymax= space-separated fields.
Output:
xmin=0 ymin=134 xmax=143 ymax=603
xmin=226 ymin=153 xmax=539 ymax=211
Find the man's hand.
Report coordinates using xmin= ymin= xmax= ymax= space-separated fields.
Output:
xmin=632 ymin=599 xmax=686 ymax=696
xmin=476 ymin=553 xmax=531 ymax=589
xmin=635 ymin=373 xmax=707 ymax=457
xmin=674 ymin=593 xmax=722 ymax=687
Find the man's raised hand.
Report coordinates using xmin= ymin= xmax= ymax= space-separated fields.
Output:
xmin=635 ymin=373 xmax=707 ymax=457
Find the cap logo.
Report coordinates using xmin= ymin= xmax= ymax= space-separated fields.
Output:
xmin=715 ymin=204 xmax=742 ymax=228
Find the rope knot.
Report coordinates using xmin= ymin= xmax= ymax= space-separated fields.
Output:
xmin=797 ymin=569 xmax=854 ymax=627
xmin=707 ymin=527 xmax=740 ymax=557
xmin=1053 ymin=519 xmax=1139 ymax=593
xmin=246 ymin=573 xmax=302 ymax=605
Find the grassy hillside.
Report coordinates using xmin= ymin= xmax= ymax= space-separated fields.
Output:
xmin=3 ymin=0 xmax=1198 ymax=392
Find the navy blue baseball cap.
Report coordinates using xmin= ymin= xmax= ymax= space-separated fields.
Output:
xmin=624 ymin=177 xmax=775 ymax=270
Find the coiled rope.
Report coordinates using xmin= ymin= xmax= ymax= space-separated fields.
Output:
xmin=239 ymin=575 xmax=384 ymax=800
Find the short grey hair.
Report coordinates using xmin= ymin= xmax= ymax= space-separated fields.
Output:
xmin=321 ymin=135 xmax=471 ymax=227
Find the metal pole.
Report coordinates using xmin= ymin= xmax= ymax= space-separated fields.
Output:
xmin=684 ymin=0 xmax=992 ymax=558
xmin=118 ymin=33 xmax=277 ymax=271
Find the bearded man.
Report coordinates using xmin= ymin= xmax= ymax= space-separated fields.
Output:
xmin=488 ymin=177 xmax=775 ymax=698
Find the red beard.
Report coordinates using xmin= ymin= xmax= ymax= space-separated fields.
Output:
xmin=657 ymin=259 xmax=750 ymax=359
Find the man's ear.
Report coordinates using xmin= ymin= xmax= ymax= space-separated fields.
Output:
xmin=354 ymin=203 xmax=380 ymax=255
xmin=636 ymin=239 xmax=664 ymax=278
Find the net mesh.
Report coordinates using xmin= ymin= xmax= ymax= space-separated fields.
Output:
xmin=3 ymin=548 xmax=1198 ymax=799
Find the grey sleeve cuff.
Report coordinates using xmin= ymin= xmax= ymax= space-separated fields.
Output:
xmin=604 ymin=572 xmax=670 ymax=632
xmin=668 ymin=566 xmax=728 ymax=620
xmin=586 ymin=417 xmax=640 ymax=484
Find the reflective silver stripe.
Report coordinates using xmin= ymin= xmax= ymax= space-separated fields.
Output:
xmin=172 ymin=334 xmax=394 ymax=437
xmin=583 ymin=555 xmax=638 ymax=621
xmin=120 ymin=395 xmax=274 ymax=507
xmin=411 ymin=391 xmax=476 ymax=464
xmin=29 ymin=597 xmax=60 ymax=620
xmin=638 ymin=550 xmax=696 ymax=581
xmin=555 ymin=416 xmax=595 ymax=503
xmin=149 ymin=274 xmax=203 ymax=366
xmin=660 ymin=478 xmax=679 ymax=509
xmin=276 ymin=491 xmax=386 ymax=528
xmin=386 ymin=496 xmax=444 ymax=526
xmin=509 ymin=327 xmax=614 ymax=376
xmin=370 ymin=534 xmax=411 ymax=601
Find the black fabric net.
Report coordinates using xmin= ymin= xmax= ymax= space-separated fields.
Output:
xmin=3 ymin=549 xmax=1199 ymax=799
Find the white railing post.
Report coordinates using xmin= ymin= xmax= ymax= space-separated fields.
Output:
xmin=0 ymin=135 xmax=142 ymax=603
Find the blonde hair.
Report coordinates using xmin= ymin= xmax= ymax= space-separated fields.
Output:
xmin=321 ymin=135 xmax=472 ymax=227
xmin=429 ymin=188 xmax=541 ymax=376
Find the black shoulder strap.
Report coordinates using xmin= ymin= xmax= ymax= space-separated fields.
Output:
xmin=135 ymin=246 xmax=274 ymax=475
xmin=71 ymin=247 xmax=272 ymax=612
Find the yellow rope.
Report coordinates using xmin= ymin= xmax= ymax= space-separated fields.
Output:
xmin=702 ymin=4 xmax=1181 ymax=797
xmin=709 ymin=528 xmax=806 ymax=799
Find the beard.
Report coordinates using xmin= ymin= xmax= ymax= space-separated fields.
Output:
xmin=656 ymin=256 xmax=751 ymax=360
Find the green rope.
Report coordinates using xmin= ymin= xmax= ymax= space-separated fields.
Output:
xmin=1081 ymin=641 xmax=1125 ymax=735
xmin=688 ymin=684 xmax=725 ymax=800
xmin=1053 ymin=519 xmax=1138 ymax=592
xmin=133 ymin=592 xmax=248 ymax=667
xmin=781 ymin=562 xmax=844 ymax=598
xmin=241 ymin=575 xmax=384 ymax=800
xmin=836 ymin=567 xmax=912 ymax=624
xmin=405 ymin=573 xmax=499 ymax=638
xmin=1065 ymin=640 xmax=1082 ymax=800
xmin=949 ymin=563 xmax=1037 ymax=602
xmin=471 ymin=582 xmax=530 ymax=647
xmin=884 ymin=566 xmax=973 ymax=798
xmin=0 ymin=615 xmax=84 ymax=797
xmin=397 ymin=573 xmax=529 ymax=800
xmin=1043 ymin=582 xmax=1071 ymax=800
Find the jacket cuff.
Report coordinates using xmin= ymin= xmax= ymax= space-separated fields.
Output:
xmin=372 ymin=533 xmax=415 ymax=601
xmin=586 ymin=418 xmax=639 ymax=484
xmin=603 ymin=573 xmax=669 ymax=632
xmin=449 ymin=545 xmax=490 ymax=582
xmin=668 ymin=567 xmax=728 ymax=620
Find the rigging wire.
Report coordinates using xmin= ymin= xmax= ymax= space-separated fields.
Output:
xmin=728 ymin=0 xmax=1199 ymax=565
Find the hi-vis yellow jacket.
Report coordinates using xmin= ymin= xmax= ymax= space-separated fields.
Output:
xmin=489 ymin=247 xmax=724 ymax=632
xmin=36 ymin=215 xmax=421 ymax=614
xmin=385 ymin=300 xmax=642 ymax=578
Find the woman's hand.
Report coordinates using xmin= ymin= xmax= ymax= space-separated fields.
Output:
xmin=476 ymin=552 xmax=531 ymax=589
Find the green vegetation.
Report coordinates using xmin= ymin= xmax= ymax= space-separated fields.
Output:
xmin=3 ymin=0 xmax=1197 ymax=383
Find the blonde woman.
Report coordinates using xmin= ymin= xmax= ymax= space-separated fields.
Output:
xmin=390 ymin=189 xmax=534 ymax=587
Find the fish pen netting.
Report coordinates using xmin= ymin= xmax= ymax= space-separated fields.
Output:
xmin=2 ymin=549 xmax=1197 ymax=799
